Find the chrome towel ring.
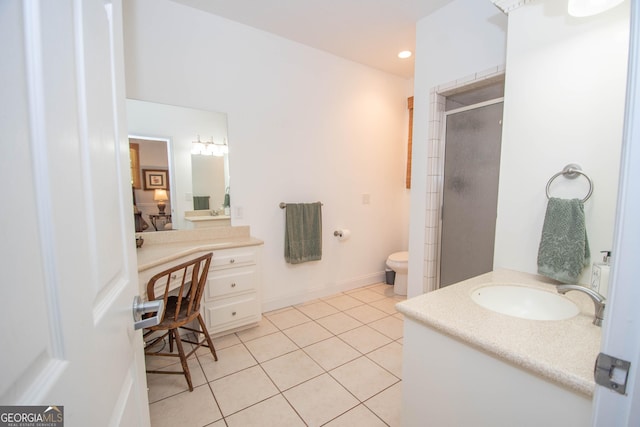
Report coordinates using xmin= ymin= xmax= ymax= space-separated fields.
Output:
xmin=545 ymin=163 xmax=593 ymax=203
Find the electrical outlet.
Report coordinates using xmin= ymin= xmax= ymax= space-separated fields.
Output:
xmin=362 ymin=193 xmax=370 ymax=205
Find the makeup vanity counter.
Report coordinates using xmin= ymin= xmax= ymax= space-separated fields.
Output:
xmin=136 ymin=226 xmax=263 ymax=336
xmin=397 ymin=269 xmax=601 ymax=427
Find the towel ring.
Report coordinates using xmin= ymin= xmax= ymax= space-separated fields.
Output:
xmin=545 ymin=164 xmax=593 ymax=203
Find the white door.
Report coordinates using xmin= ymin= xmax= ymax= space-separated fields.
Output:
xmin=592 ymin=2 xmax=640 ymax=424
xmin=0 ymin=1 xmax=150 ymax=425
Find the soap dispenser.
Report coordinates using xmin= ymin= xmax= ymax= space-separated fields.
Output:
xmin=590 ymin=251 xmax=611 ymax=298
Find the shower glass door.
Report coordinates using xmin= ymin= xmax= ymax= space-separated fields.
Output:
xmin=439 ymin=101 xmax=503 ymax=287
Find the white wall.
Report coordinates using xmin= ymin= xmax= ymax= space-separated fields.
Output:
xmin=123 ymin=0 xmax=411 ymax=310
xmin=494 ymin=1 xmax=630 ymax=284
xmin=407 ymin=0 xmax=508 ymax=297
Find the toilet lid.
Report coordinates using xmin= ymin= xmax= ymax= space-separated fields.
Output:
xmin=389 ymin=251 xmax=408 ymax=262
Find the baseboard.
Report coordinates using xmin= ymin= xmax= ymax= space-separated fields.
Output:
xmin=261 ymin=271 xmax=386 ymax=313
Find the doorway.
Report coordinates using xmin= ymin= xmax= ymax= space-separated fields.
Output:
xmin=439 ymin=83 xmax=504 ymax=287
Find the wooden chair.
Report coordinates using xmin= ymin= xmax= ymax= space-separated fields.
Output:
xmin=143 ymin=253 xmax=218 ymax=391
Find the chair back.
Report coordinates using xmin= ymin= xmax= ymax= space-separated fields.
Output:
xmin=146 ymin=253 xmax=213 ymax=323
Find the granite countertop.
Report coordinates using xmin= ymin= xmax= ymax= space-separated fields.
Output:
xmin=396 ymin=269 xmax=602 ymax=397
xmin=136 ymin=226 xmax=263 ymax=272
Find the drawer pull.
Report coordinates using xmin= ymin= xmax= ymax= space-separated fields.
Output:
xmin=232 ymin=311 xmax=237 ymax=316
xmin=231 ymin=282 xmax=236 ymax=288
xmin=230 ymin=258 xmax=235 ymax=264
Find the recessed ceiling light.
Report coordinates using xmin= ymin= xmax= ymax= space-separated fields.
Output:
xmin=398 ymin=50 xmax=412 ymax=59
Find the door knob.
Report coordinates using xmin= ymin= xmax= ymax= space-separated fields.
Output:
xmin=132 ymin=296 xmax=165 ymax=330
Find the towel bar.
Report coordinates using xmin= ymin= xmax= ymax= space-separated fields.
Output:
xmin=280 ymin=202 xmax=323 ymax=209
xmin=545 ymin=163 xmax=593 ymax=203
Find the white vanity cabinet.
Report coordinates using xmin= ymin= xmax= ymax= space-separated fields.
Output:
xmin=136 ymin=230 xmax=264 ymax=337
xmin=201 ymin=245 xmax=263 ymax=336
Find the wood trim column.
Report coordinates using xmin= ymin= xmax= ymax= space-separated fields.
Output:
xmin=406 ymin=96 xmax=414 ymax=189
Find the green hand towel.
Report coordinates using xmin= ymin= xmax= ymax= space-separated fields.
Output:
xmin=193 ymin=196 xmax=210 ymax=210
xmin=284 ymin=202 xmax=322 ymax=264
xmin=537 ymin=198 xmax=590 ymax=283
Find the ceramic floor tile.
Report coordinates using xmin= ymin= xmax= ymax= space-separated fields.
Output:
xmin=294 ymin=300 xmax=339 ymax=319
xmin=147 ymin=357 xmax=207 ymax=403
xmin=330 ymin=356 xmax=399 ymax=401
xmin=261 ymin=349 xmax=324 ymax=391
xmin=323 ymin=404 xmax=387 ymax=427
xmin=266 ymin=307 xmax=312 ymax=330
xmin=338 ymin=325 xmax=392 ymax=354
xmin=364 ymin=382 xmax=403 ymax=427
xmin=344 ymin=305 xmax=388 ymax=324
xmin=283 ymin=374 xmax=359 ymax=426
xmin=347 ymin=289 xmax=387 ymax=303
xmin=323 ymin=294 xmax=364 ymax=311
xmin=209 ymin=332 xmax=241 ymax=350
xmin=148 ymin=285 xmax=403 ymax=425
xmin=303 ymin=336 xmax=361 ymax=371
xmin=368 ymin=298 xmax=401 ymax=314
xmin=149 ymin=384 xmax=221 ymax=427
xmin=210 ymin=365 xmax=279 ymax=417
xmin=224 ymin=395 xmax=305 ymax=427
xmin=198 ymin=343 xmax=257 ymax=381
xmin=364 ymin=283 xmax=393 ymax=295
xmin=367 ymin=342 xmax=403 ymax=378
xmin=282 ymin=321 xmax=333 ymax=348
xmin=236 ymin=317 xmax=279 ymax=342
xmin=243 ymin=331 xmax=298 ymax=363
xmin=368 ymin=315 xmax=404 ymax=340
xmin=316 ymin=312 xmax=363 ymax=335
xmin=144 ymin=334 xmax=194 ymax=371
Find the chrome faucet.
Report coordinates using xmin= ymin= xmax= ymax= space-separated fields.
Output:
xmin=556 ymin=284 xmax=606 ymax=326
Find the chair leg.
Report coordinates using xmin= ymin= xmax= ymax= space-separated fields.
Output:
xmin=168 ymin=330 xmax=174 ymax=353
xmin=196 ymin=314 xmax=218 ymax=362
xmin=172 ymin=329 xmax=193 ymax=392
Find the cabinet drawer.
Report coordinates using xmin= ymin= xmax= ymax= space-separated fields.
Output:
xmin=211 ymin=247 xmax=257 ymax=270
xmin=203 ymin=294 xmax=261 ymax=333
xmin=206 ymin=266 xmax=258 ymax=300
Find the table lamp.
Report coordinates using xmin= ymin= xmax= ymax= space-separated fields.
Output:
xmin=154 ymin=189 xmax=168 ymax=214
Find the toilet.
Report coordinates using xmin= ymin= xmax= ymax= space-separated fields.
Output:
xmin=386 ymin=251 xmax=408 ymax=296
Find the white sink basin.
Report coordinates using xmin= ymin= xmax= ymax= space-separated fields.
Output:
xmin=470 ymin=285 xmax=579 ymax=321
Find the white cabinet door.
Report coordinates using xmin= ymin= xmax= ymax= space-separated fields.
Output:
xmin=0 ymin=1 xmax=149 ymax=425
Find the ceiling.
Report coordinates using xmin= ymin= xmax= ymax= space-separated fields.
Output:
xmin=169 ymin=0 xmax=454 ymax=79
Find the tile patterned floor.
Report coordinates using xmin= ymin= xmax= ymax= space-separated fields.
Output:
xmin=146 ymin=282 xmax=405 ymax=426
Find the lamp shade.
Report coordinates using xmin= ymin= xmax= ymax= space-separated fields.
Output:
xmin=154 ymin=189 xmax=168 ymax=201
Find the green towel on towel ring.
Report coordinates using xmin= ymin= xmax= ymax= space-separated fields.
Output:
xmin=284 ymin=202 xmax=322 ymax=264
xmin=537 ymin=197 xmax=590 ymax=284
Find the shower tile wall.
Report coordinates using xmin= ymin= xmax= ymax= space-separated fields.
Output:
xmin=423 ymin=64 xmax=506 ymax=292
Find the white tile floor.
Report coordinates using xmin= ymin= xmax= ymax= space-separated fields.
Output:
xmin=146 ymin=283 xmax=405 ymax=426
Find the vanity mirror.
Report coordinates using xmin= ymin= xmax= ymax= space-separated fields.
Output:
xmin=126 ymin=99 xmax=230 ymax=231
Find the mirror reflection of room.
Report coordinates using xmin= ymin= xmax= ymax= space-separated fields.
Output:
xmin=130 ymin=137 xmax=172 ymax=232
xmin=126 ymin=99 xmax=230 ymax=231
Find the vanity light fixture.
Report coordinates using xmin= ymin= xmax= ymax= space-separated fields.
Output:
xmin=398 ymin=50 xmax=412 ymax=59
xmin=568 ymin=0 xmax=624 ymax=16
xmin=191 ymin=135 xmax=228 ymax=157
xmin=154 ymin=189 xmax=168 ymax=214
